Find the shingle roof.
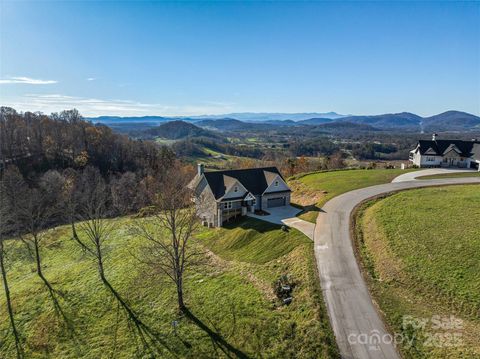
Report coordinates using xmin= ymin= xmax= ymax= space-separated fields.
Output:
xmin=202 ymin=167 xmax=289 ymax=200
xmin=417 ymin=139 xmax=478 ymax=157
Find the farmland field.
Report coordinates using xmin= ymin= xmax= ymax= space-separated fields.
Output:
xmin=355 ymin=185 xmax=480 ymax=358
xmin=0 ymin=217 xmax=337 ymax=358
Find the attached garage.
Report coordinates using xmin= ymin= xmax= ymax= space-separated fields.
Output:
xmin=267 ymin=197 xmax=286 ymax=208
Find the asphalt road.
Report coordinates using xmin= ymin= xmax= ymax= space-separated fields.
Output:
xmin=314 ymin=176 xmax=480 ymax=359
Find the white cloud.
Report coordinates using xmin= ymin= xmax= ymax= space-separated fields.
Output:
xmin=0 ymin=76 xmax=58 ymax=85
xmin=86 ymin=77 xmax=96 ymax=81
xmin=2 ymin=94 xmax=235 ymax=117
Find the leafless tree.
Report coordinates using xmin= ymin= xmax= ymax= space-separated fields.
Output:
xmin=61 ymin=168 xmax=83 ymax=246
xmin=0 ymin=167 xmax=25 ymax=358
xmin=133 ymin=163 xmax=200 ymax=312
xmin=14 ymin=171 xmax=63 ymax=291
xmin=75 ymin=166 xmax=170 ymax=355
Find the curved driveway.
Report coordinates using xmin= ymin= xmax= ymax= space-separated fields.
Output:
xmin=314 ymin=176 xmax=480 ymax=359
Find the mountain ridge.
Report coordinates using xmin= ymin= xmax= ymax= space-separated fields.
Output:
xmin=88 ymin=110 xmax=480 ymax=132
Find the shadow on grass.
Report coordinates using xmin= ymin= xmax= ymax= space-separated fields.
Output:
xmin=100 ymin=277 xmax=176 ymax=357
xmin=222 ymin=217 xmax=281 ymax=234
xmin=184 ymin=308 xmax=250 ymax=359
xmin=38 ymin=275 xmax=87 ymax=357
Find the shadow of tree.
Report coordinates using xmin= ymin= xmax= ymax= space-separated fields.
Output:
xmin=37 ymin=275 xmax=86 ymax=357
xmin=183 ymin=308 xmax=250 ymax=359
xmin=100 ymin=277 xmax=177 ymax=358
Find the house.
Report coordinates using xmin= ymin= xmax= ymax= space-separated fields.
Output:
xmin=188 ymin=165 xmax=291 ymax=227
xmin=409 ymin=134 xmax=480 ymax=171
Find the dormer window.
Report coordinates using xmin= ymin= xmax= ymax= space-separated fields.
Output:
xmin=274 ymin=181 xmax=279 ymax=187
xmin=234 ymin=186 xmax=238 ymax=192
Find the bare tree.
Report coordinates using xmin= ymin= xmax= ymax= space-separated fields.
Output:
xmin=75 ymin=167 xmax=170 ymax=355
xmin=0 ymin=167 xmax=24 ymax=358
xmin=61 ymin=168 xmax=83 ymax=246
xmin=133 ymin=163 xmax=200 ymax=312
xmin=13 ymin=171 xmax=63 ymax=290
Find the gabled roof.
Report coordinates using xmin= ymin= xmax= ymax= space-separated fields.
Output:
xmin=417 ymin=139 xmax=478 ymax=157
xmin=201 ymin=167 xmax=289 ymax=200
xmin=442 ymin=143 xmax=462 ymax=155
xmin=263 ymin=170 xmax=280 ymax=186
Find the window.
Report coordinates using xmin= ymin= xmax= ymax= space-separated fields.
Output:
xmin=234 ymin=186 xmax=238 ymax=192
xmin=252 ymin=198 xmax=256 ymax=205
xmin=274 ymin=180 xmax=279 ymax=187
xmin=426 ymin=156 xmax=435 ymax=162
xmin=224 ymin=201 xmax=232 ymax=209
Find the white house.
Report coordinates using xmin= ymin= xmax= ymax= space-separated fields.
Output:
xmin=188 ymin=165 xmax=291 ymax=227
xmin=409 ymin=134 xmax=480 ymax=171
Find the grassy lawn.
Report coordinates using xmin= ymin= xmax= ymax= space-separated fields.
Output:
xmin=417 ymin=172 xmax=480 ymax=180
xmin=290 ymin=168 xmax=417 ymax=223
xmin=355 ymin=185 xmax=480 ymax=358
xmin=0 ymin=217 xmax=337 ymax=358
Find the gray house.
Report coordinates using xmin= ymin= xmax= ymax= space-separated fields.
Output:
xmin=188 ymin=165 xmax=291 ymax=227
xmin=409 ymin=134 xmax=480 ymax=170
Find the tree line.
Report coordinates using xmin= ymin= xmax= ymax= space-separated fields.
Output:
xmin=0 ymin=107 xmax=175 ymax=176
xmin=0 ymin=107 xmax=203 ymax=357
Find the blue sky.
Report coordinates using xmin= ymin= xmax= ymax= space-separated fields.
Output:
xmin=1 ymin=1 xmax=479 ymax=117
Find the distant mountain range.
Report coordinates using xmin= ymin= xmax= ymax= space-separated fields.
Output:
xmin=89 ymin=110 xmax=480 ymax=132
xmin=187 ymin=112 xmax=348 ymax=121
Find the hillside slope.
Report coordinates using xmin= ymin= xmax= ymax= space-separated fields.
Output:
xmin=0 ymin=217 xmax=338 ymax=358
xmin=422 ymin=110 xmax=480 ymax=131
xmin=140 ymin=120 xmax=218 ymax=139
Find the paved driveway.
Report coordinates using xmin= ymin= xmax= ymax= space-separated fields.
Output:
xmin=314 ymin=177 xmax=480 ymax=359
xmin=392 ymin=168 xmax=475 ymax=182
xmin=247 ymin=205 xmax=315 ymax=240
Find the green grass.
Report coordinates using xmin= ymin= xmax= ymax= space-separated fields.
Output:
xmin=290 ymin=168 xmax=417 ymax=223
xmin=417 ymin=172 xmax=480 ymax=180
xmin=197 ymin=217 xmax=311 ymax=264
xmin=0 ymin=217 xmax=337 ymax=358
xmin=155 ymin=137 xmax=178 ymax=145
xmin=355 ymin=185 xmax=480 ymax=358
xmin=186 ymin=146 xmax=258 ymax=170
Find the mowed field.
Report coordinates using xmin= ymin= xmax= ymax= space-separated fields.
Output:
xmin=0 ymin=217 xmax=337 ymax=358
xmin=290 ymin=168 xmax=417 ymax=222
xmin=417 ymin=172 xmax=480 ymax=180
xmin=355 ymin=185 xmax=480 ymax=358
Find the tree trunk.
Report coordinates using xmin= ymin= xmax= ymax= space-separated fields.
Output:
xmin=33 ymin=235 xmax=52 ymax=291
xmin=0 ymin=240 xmax=23 ymax=359
xmin=71 ymin=221 xmax=79 ymax=241
xmin=176 ymin=275 xmax=185 ymax=312
xmin=33 ymin=236 xmax=44 ymax=279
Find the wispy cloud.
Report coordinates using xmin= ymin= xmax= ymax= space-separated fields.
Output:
xmin=86 ymin=77 xmax=96 ymax=81
xmin=0 ymin=76 xmax=58 ymax=85
xmin=2 ymin=94 xmax=235 ymax=117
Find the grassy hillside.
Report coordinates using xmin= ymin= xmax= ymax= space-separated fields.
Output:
xmin=355 ymin=185 xmax=480 ymax=358
xmin=417 ymin=172 xmax=480 ymax=180
xmin=290 ymin=168 xmax=416 ymax=222
xmin=0 ymin=217 xmax=337 ymax=358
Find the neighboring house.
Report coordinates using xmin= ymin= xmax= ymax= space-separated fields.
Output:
xmin=188 ymin=165 xmax=291 ymax=227
xmin=409 ymin=134 xmax=480 ymax=170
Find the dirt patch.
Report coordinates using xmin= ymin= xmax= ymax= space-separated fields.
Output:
xmin=289 ymin=180 xmax=324 ymax=206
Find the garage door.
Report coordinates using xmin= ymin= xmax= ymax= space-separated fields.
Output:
xmin=267 ymin=197 xmax=286 ymax=208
